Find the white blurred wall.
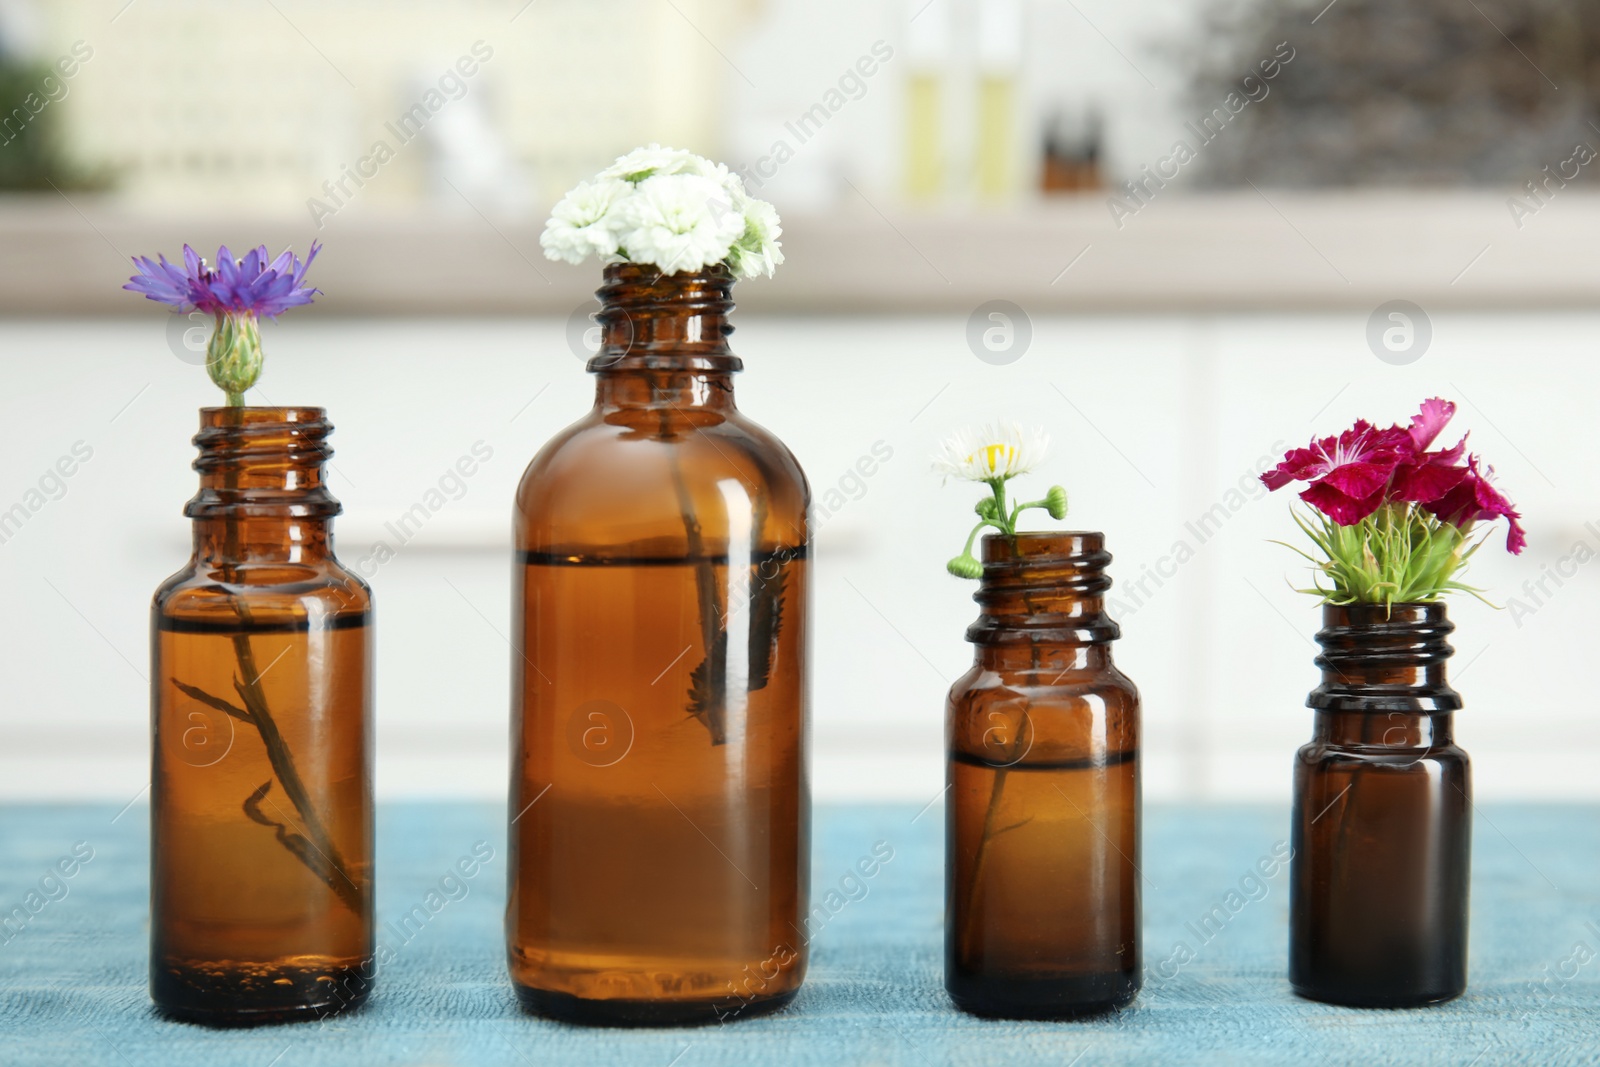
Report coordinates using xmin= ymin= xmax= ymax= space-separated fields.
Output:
xmin=0 ymin=310 xmax=1590 ymax=803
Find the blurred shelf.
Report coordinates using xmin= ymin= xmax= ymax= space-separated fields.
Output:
xmin=4 ymin=189 xmax=1599 ymax=315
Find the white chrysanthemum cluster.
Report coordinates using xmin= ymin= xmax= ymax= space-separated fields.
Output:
xmin=933 ymin=421 xmax=1050 ymax=484
xmin=540 ymin=145 xmax=784 ymax=278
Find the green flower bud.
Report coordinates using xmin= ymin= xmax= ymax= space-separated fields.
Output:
xmin=207 ymin=311 xmax=264 ymax=406
xmin=974 ymin=497 xmax=997 ymax=519
xmin=946 ymin=553 xmax=983 ymax=580
xmin=1044 ymin=485 xmax=1068 ymax=520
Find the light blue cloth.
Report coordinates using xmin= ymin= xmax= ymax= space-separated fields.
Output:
xmin=1 ymin=802 xmax=1596 ymax=1066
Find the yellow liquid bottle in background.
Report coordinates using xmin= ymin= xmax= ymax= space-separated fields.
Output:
xmin=905 ymin=70 xmax=943 ymax=201
xmin=975 ymin=0 xmax=1023 ymax=203
xmin=903 ymin=0 xmax=950 ymax=202
xmin=975 ymin=73 xmax=1015 ymax=200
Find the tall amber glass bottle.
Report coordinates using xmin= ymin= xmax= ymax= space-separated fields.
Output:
xmin=946 ymin=531 xmax=1141 ymax=1018
xmin=151 ymin=407 xmax=374 ymax=1025
xmin=508 ymin=264 xmax=810 ymax=1025
xmin=1290 ymin=602 xmax=1470 ymax=1007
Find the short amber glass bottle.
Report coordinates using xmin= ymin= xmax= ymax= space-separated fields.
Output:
xmin=1290 ymin=601 xmax=1470 ymax=1007
xmin=946 ymin=531 xmax=1141 ymax=1018
xmin=150 ymin=407 xmax=374 ymax=1025
xmin=508 ymin=264 xmax=810 ymax=1025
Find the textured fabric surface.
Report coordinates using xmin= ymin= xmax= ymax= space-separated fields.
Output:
xmin=1 ymin=802 xmax=1595 ymax=1066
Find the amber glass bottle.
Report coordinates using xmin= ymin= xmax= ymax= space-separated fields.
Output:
xmin=1290 ymin=602 xmax=1470 ymax=1007
xmin=151 ymin=407 xmax=374 ymax=1025
xmin=508 ymin=264 xmax=810 ymax=1025
xmin=946 ymin=531 xmax=1141 ymax=1018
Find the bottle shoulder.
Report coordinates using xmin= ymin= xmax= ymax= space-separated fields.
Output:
xmin=515 ymin=408 xmax=809 ymax=553
xmin=948 ymin=659 xmax=1138 ymax=705
xmin=153 ymin=558 xmax=372 ymax=625
xmin=947 ymin=662 xmax=1140 ymax=764
xmin=1295 ymin=739 xmax=1469 ymax=769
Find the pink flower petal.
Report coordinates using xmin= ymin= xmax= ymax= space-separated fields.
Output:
xmin=1429 ymin=433 xmax=1468 ymax=467
xmin=1300 ymin=482 xmax=1385 ymax=525
xmin=1408 ymin=398 xmax=1456 ymax=451
xmin=1316 ymin=460 xmax=1398 ymax=500
xmin=1424 ymin=457 xmax=1525 ymax=555
xmin=1390 ymin=457 xmax=1469 ymax=503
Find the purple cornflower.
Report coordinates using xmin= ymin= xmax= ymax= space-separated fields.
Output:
xmin=124 ymin=242 xmax=321 ymax=318
xmin=125 ymin=242 xmax=322 ymax=405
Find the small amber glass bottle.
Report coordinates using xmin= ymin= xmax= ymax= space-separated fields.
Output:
xmin=1290 ymin=601 xmax=1470 ymax=1007
xmin=508 ymin=264 xmax=810 ymax=1025
xmin=150 ymin=407 xmax=374 ymax=1025
xmin=946 ymin=531 xmax=1141 ymax=1018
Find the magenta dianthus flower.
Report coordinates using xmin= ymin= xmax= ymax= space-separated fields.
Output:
xmin=1261 ymin=419 xmax=1413 ymax=525
xmin=1259 ymin=397 xmax=1524 ymax=607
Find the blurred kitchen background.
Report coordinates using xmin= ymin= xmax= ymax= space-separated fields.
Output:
xmin=0 ymin=0 xmax=1595 ymax=804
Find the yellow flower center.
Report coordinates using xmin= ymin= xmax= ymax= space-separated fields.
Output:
xmin=970 ymin=443 xmax=1017 ymax=476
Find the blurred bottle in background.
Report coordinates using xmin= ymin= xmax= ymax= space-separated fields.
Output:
xmin=1040 ymin=105 xmax=1103 ymax=193
xmin=973 ymin=0 xmax=1022 ymax=202
xmin=903 ymin=0 xmax=949 ymax=201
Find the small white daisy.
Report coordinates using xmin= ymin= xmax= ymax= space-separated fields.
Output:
xmin=933 ymin=421 xmax=1049 ymax=483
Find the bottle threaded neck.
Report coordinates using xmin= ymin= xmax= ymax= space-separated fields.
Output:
xmin=186 ymin=406 xmax=340 ymax=520
xmin=967 ymin=531 xmax=1120 ymax=646
xmin=590 ymin=262 xmax=741 ymax=373
xmin=1309 ymin=601 xmax=1460 ymax=712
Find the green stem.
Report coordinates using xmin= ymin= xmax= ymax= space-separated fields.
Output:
xmin=192 ymin=409 xmax=364 ymax=913
xmin=959 ymin=698 xmax=1035 ymax=961
xmin=171 ymin=678 xmax=361 ymax=913
xmin=961 ymin=765 xmax=1010 ymax=961
xmin=228 ymin=625 xmax=362 ymax=912
xmin=988 ymin=480 xmax=1010 ymax=535
xmin=658 ymin=390 xmax=727 ymax=745
xmin=1009 ymin=499 xmax=1046 ymax=527
xmin=961 ymin=518 xmax=1007 ymax=556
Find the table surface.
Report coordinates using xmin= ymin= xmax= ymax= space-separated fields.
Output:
xmin=2 ymin=802 xmax=1596 ymax=1067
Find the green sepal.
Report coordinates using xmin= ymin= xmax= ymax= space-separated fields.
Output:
xmin=207 ymin=312 xmax=263 ymax=406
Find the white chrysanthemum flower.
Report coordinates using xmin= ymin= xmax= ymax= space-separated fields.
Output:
xmin=598 ymin=143 xmax=715 ymax=184
xmin=698 ymin=157 xmax=741 ymax=190
xmin=539 ymin=178 xmax=630 ymax=264
xmin=726 ymin=196 xmax=785 ymax=279
xmin=933 ymin=421 xmax=1050 ymax=483
xmin=613 ymin=173 xmax=748 ymax=274
xmin=546 ymin=146 xmax=783 ymax=276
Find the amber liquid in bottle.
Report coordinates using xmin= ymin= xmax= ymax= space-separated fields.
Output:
xmin=946 ymin=532 xmax=1141 ymax=1018
xmin=1290 ymin=602 xmax=1470 ymax=1007
xmin=508 ymin=265 xmax=810 ymax=1026
xmin=150 ymin=407 xmax=374 ymax=1025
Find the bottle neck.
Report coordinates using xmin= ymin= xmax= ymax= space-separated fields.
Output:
xmin=980 ymin=643 xmax=1111 ymax=673
xmin=1308 ymin=602 xmax=1461 ymax=713
xmin=1314 ymin=709 xmax=1456 ymax=748
xmin=589 ymin=263 xmax=741 ymax=414
xmin=593 ymin=369 xmax=737 ymax=414
xmin=186 ymin=406 xmax=340 ymax=566
xmin=968 ymin=532 xmax=1120 ymax=671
